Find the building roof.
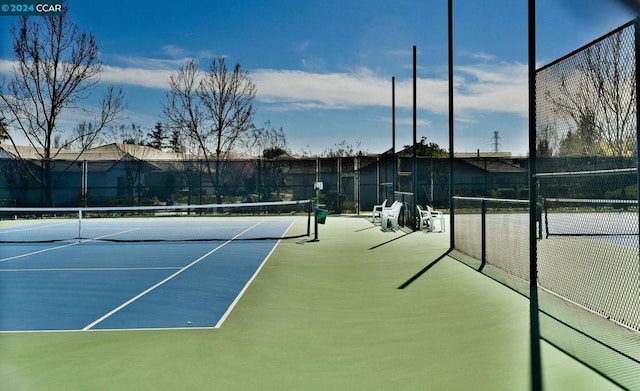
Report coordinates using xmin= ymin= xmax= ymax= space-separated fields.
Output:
xmin=0 ymin=144 xmax=65 ymax=160
xmin=85 ymin=143 xmax=193 ymax=161
xmin=462 ymin=158 xmax=526 ymax=173
xmin=0 ymin=143 xmax=196 ymax=162
xmin=454 ymin=151 xmax=513 ymax=158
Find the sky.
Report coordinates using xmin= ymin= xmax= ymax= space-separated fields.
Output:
xmin=0 ymin=0 xmax=637 ymax=156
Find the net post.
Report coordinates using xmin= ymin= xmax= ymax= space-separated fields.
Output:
xmin=78 ymin=208 xmax=83 ymax=242
xmin=312 ymin=198 xmax=319 ymax=242
xmin=307 ymin=200 xmax=312 ymax=237
xmin=311 ymin=185 xmax=321 ymax=242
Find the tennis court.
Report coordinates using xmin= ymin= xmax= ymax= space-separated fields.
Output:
xmin=0 ymin=211 xmax=623 ymax=390
xmin=0 ymin=214 xmax=301 ymax=332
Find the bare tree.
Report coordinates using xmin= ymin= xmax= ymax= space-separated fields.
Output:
xmin=199 ymin=57 xmax=256 ymax=203
xmin=536 ymin=124 xmax=555 ymax=157
xmin=163 ymin=57 xmax=256 ymax=203
xmin=109 ymin=122 xmax=146 ymax=145
xmin=247 ymin=121 xmax=290 ymax=158
xmin=68 ymin=120 xmax=102 ymax=150
xmin=162 ymin=59 xmax=207 ymax=203
xmin=545 ymin=28 xmax=636 ymax=159
xmin=163 ymin=60 xmax=206 ymax=154
xmin=244 ymin=121 xmax=292 ymax=201
xmin=322 ymin=140 xmax=366 ymax=157
xmin=0 ymin=6 xmax=125 ymax=205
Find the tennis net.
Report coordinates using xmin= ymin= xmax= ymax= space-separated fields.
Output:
xmin=543 ymin=197 xmax=639 ymax=238
xmin=535 ymin=167 xmax=638 ymax=239
xmin=0 ymin=200 xmax=312 ymax=243
xmin=451 ymin=196 xmax=531 ymax=283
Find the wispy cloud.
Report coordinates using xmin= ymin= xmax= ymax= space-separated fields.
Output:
xmin=0 ymin=58 xmax=176 ymax=90
xmin=455 ymin=62 xmax=528 ymax=116
xmin=100 ymin=64 xmax=173 ymax=89
xmin=379 ymin=115 xmax=432 ymax=128
xmin=299 ymin=58 xmax=327 ymax=72
xmin=160 ymin=45 xmax=217 ymax=61
xmin=0 ymin=59 xmax=14 ymax=74
xmin=291 ymin=40 xmax=311 ymax=53
xmin=252 ymin=67 xmax=390 ymax=109
xmin=468 ymin=51 xmax=498 ymax=62
xmin=110 ymin=55 xmax=186 ymax=70
xmin=0 ymin=56 xmax=528 ymax=118
xmin=162 ymin=44 xmax=187 ymax=58
xmin=252 ymin=61 xmax=527 ymax=117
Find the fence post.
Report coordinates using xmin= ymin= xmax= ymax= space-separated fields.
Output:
xmin=528 ymin=0 xmax=543 ymax=389
xmin=448 ymin=0 xmax=455 ymax=248
xmin=635 ymin=18 xmax=640 ymax=256
xmin=480 ymin=198 xmax=486 ymax=271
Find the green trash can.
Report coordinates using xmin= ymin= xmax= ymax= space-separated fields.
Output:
xmin=316 ymin=208 xmax=328 ymax=224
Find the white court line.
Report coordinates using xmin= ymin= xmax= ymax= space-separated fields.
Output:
xmin=0 ymin=229 xmax=140 ymax=263
xmin=214 ymin=219 xmax=295 ymax=328
xmin=0 ymin=326 xmax=218 ymax=334
xmin=0 ymin=241 xmax=80 ymax=263
xmin=82 ymin=221 xmax=266 ymax=331
xmin=0 ymin=267 xmax=182 ymax=272
xmin=0 ymin=222 xmax=71 ymax=233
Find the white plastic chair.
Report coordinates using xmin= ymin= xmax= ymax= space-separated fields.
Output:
xmin=371 ymin=199 xmax=387 ymax=224
xmin=381 ymin=201 xmax=402 ymax=231
xmin=417 ymin=204 xmax=445 ymax=232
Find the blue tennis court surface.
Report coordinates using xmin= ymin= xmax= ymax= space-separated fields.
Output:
xmin=0 ymin=218 xmax=295 ymax=332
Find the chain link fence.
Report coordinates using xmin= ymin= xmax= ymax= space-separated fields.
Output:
xmin=1 ymin=153 xmax=532 ymax=217
xmin=451 ymin=19 xmax=640 ymax=390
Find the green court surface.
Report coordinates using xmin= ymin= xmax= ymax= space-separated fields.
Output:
xmin=0 ymin=216 xmax=621 ymax=390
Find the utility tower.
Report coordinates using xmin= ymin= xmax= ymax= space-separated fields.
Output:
xmin=492 ymin=131 xmax=501 ymax=153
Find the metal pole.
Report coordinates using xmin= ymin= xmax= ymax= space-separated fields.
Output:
xmin=307 ymin=199 xmax=312 ymax=238
xmin=392 ymin=76 xmax=397 ymax=194
xmin=257 ymin=157 xmax=262 ymax=202
xmin=413 ymin=45 xmax=417 ymax=176
xmin=392 ymin=76 xmax=396 ymax=154
xmin=337 ymin=157 xmax=342 ymax=214
xmin=81 ymin=159 xmax=88 ymax=207
xmin=314 ymin=196 xmax=319 ymax=241
xmin=78 ymin=208 xmax=82 ymax=242
xmin=413 ymin=45 xmax=418 ymax=229
xmin=376 ymin=156 xmax=380 ymax=204
xmin=528 ymin=0 xmax=543 ymax=389
xmin=480 ymin=199 xmax=486 ymax=271
xmin=635 ymin=18 xmax=640 ymax=265
xmin=355 ymin=156 xmax=360 ymax=215
xmin=448 ymin=0 xmax=455 ymax=248
xmin=137 ymin=159 xmax=141 ymax=207
xmin=430 ymin=157 xmax=434 ymax=204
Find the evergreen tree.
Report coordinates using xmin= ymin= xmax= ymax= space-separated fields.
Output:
xmin=0 ymin=118 xmax=9 ymax=143
xmin=147 ymin=121 xmax=168 ymax=150
xmin=168 ymin=128 xmax=185 ymax=153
